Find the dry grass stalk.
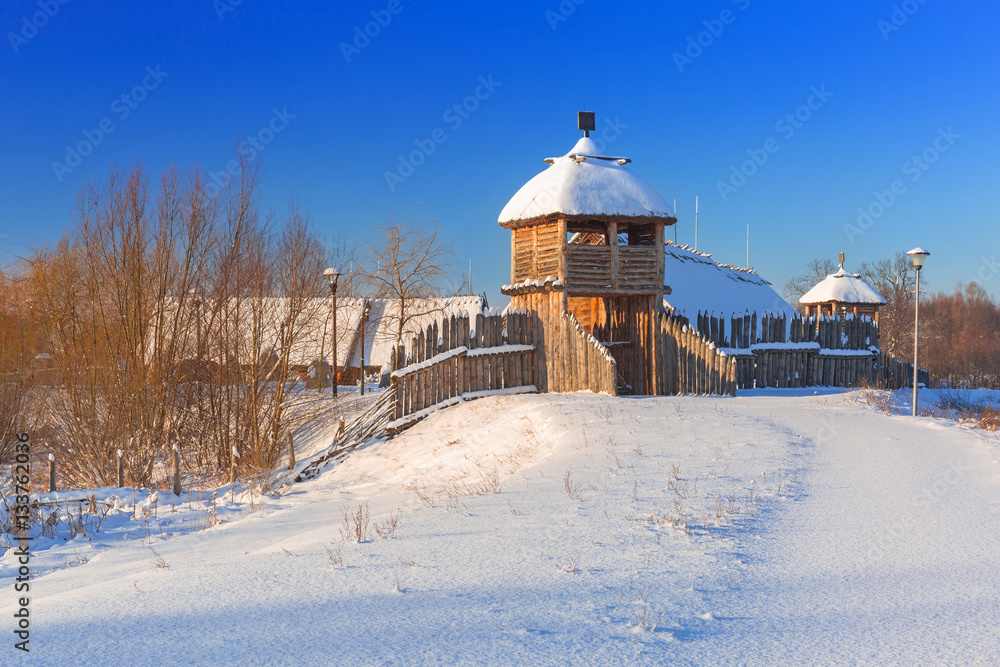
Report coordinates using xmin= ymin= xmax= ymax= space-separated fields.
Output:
xmin=340 ymin=502 xmax=371 ymax=543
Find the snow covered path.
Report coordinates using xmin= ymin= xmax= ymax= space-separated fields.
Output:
xmin=4 ymin=391 xmax=999 ymax=665
xmin=684 ymin=394 xmax=1000 ymax=665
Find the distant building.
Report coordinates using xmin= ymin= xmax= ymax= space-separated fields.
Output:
xmin=799 ymin=254 xmax=886 ymax=321
xmin=662 ymin=242 xmax=796 ymax=320
xmin=171 ymin=295 xmax=485 ymax=384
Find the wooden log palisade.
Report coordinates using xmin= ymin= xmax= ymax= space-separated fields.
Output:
xmin=687 ymin=309 xmax=924 ymax=390
xmin=387 ymin=308 xmax=542 ymax=430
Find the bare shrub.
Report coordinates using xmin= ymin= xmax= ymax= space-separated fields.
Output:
xmin=557 ymin=556 xmax=579 ymax=574
xmin=374 ymin=508 xmax=402 ymax=539
xmin=340 ymin=502 xmax=370 ymax=543
xmin=148 ymin=547 xmax=169 ymax=570
xmin=977 ymin=407 xmax=1000 ymax=431
xmin=324 ymin=543 xmax=344 ymax=568
xmin=563 ymin=470 xmax=583 ymax=502
xmin=856 ymin=380 xmax=896 ymax=415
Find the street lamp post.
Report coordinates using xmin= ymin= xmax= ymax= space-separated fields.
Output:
xmin=323 ymin=268 xmax=342 ymax=396
xmin=360 ymin=298 xmax=371 ymax=396
xmin=907 ymin=248 xmax=930 ymax=416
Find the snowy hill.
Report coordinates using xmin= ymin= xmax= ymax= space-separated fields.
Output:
xmin=2 ymin=390 xmax=999 ymax=665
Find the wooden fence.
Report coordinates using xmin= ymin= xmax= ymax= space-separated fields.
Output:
xmin=694 ymin=311 xmax=880 ymax=350
xmin=510 ymin=288 xmax=618 ymax=395
xmin=930 ymin=373 xmax=1000 ymax=390
xmin=549 ymin=311 xmax=618 ymax=395
xmin=878 ymin=352 xmax=930 ymax=390
xmin=654 ymin=311 xmax=737 ymax=396
xmin=388 ymin=309 xmax=538 ymax=426
xmin=685 ymin=310 xmax=923 ymax=390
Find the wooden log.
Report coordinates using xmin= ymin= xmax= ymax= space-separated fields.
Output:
xmin=709 ymin=348 xmax=717 ymax=394
xmin=441 ymin=317 xmax=450 ymax=356
xmin=563 ymin=313 xmax=572 ymax=392
xmin=575 ymin=323 xmax=585 ymax=392
xmin=521 ymin=311 xmax=531 ymax=386
xmin=173 ymin=446 xmax=182 ymax=496
xmin=419 ymin=366 xmax=428 ymax=412
xmin=673 ymin=323 xmax=682 ymax=393
xmin=732 ymin=357 xmax=739 ymax=396
xmin=508 ymin=312 xmax=518 ymax=387
xmin=693 ymin=332 xmax=702 ymax=394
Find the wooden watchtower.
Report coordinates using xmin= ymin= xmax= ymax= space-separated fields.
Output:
xmin=499 ymin=112 xmax=676 ymax=394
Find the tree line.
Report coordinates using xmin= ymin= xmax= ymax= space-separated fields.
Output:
xmin=0 ymin=157 xmax=457 ymax=488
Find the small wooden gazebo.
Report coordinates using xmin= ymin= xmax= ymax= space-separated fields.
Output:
xmin=499 ymin=112 xmax=676 ymax=393
xmin=799 ymin=253 xmax=886 ymax=322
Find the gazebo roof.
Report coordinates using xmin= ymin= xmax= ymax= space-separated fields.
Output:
xmin=498 ymin=136 xmax=676 ymax=227
xmin=799 ymin=267 xmax=886 ymax=306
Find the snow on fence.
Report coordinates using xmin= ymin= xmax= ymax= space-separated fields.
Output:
xmin=654 ymin=311 xmax=737 ymax=396
xmin=387 ymin=309 xmax=538 ymax=429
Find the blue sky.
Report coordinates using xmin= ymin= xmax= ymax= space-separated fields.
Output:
xmin=2 ymin=0 xmax=998 ymax=306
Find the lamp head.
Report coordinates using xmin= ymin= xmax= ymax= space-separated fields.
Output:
xmin=906 ymin=247 xmax=930 ymax=270
xmin=323 ymin=267 xmax=341 ymax=289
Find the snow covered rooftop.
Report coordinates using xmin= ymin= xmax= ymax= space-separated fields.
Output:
xmin=662 ymin=242 xmax=797 ymax=319
xmin=498 ymin=136 xmax=676 ymax=225
xmin=799 ymin=267 xmax=886 ymax=306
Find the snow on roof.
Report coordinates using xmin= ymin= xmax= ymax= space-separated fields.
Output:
xmin=163 ymin=296 xmax=486 ymax=368
xmin=316 ymin=296 xmax=486 ymax=368
xmin=365 ymin=297 xmax=484 ymax=369
xmin=662 ymin=242 xmax=797 ymax=320
xmin=799 ymin=267 xmax=886 ymax=306
xmin=498 ymin=137 xmax=675 ymax=225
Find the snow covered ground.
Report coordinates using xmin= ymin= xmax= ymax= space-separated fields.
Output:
xmin=3 ymin=389 xmax=999 ymax=665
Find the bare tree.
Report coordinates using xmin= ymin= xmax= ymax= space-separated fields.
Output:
xmin=922 ymin=282 xmax=1000 ymax=386
xmin=0 ymin=269 xmax=33 ymax=466
xmin=27 ymin=164 xmax=217 ymax=487
xmin=22 ymin=153 xmax=334 ymax=490
xmin=859 ymin=253 xmax=919 ymax=360
xmin=360 ymin=212 xmax=457 ymax=348
xmin=784 ymin=257 xmax=838 ymax=311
